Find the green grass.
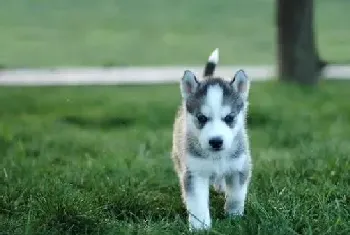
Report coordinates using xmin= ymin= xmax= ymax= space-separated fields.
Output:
xmin=0 ymin=80 xmax=349 ymax=235
xmin=0 ymin=0 xmax=349 ymax=68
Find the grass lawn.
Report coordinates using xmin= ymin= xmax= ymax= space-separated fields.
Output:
xmin=0 ymin=0 xmax=349 ymax=68
xmin=0 ymin=80 xmax=349 ymax=235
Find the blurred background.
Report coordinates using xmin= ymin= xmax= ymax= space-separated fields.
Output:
xmin=0 ymin=1 xmax=349 ymax=235
xmin=0 ymin=0 xmax=348 ymax=68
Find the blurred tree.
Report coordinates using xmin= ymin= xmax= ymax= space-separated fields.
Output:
xmin=277 ymin=0 xmax=327 ymax=85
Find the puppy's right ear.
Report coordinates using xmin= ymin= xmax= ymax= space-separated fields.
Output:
xmin=230 ymin=69 xmax=250 ymax=101
xmin=180 ymin=70 xmax=199 ymax=99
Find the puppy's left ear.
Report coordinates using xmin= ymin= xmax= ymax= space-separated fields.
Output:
xmin=230 ymin=69 xmax=250 ymax=100
xmin=180 ymin=70 xmax=199 ymax=99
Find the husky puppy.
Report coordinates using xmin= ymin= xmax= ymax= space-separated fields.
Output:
xmin=171 ymin=48 xmax=252 ymax=231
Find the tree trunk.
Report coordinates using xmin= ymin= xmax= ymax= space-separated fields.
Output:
xmin=277 ymin=0 xmax=319 ymax=85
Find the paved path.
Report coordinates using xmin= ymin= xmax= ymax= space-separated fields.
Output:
xmin=1 ymin=65 xmax=350 ymax=86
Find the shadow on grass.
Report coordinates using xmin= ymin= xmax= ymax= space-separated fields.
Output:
xmin=103 ymin=185 xmax=186 ymax=222
xmin=59 ymin=115 xmax=134 ymax=130
xmin=46 ymin=210 xmax=101 ymax=235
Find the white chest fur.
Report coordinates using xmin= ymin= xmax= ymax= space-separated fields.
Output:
xmin=187 ymin=154 xmax=245 ymax=177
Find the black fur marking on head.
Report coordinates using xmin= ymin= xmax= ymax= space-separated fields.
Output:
xmin=187 ymin=134 xmax=207 ymax=158
xmin=185 ymin=77 xmax=244 ymax=118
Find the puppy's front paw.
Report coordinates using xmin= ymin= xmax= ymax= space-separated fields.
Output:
xmin=189 ymin=214 xmax=211 ymax=231
xmin=225 ymin=200 xmax=244 ymax=217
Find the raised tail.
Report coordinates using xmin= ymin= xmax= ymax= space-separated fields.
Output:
xmin=203 ymin=48 xmax=219 ymax=77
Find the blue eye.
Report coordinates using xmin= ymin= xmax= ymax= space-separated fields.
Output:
xmin=197 ymin=113 xmax=208 ymax=124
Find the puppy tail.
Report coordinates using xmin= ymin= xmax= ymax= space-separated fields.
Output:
xmin=203 ymin=48 xmax=219 ymax=77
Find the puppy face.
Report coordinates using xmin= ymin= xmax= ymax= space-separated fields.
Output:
xmin=180 ymin=70 xmax=249 ymax=153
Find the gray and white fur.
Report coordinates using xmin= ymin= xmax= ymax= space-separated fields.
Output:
xmin=171 ymin=48 xmax=252 ymax=231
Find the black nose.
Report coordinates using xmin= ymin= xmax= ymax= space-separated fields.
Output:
xmin=209 ymin=137 xmax=223 ymax=150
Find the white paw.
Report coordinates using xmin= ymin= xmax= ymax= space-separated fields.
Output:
xmin=227 ymin=208 xmax=244 ymax=217
xmin=225 ymin=200 xmax=244 ymax=217
xmin=189 ymin=214 xmax=211 ymax=231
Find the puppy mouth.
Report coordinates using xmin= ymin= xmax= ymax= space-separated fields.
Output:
xmin=209 ymin=147 xmax=223 ymax=152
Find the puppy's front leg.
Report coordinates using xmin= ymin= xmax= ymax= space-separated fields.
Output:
xmin=181 ymin=171 xmax=211 ymax=230
xmin=224 ymin=170 xmax=250 ymax=216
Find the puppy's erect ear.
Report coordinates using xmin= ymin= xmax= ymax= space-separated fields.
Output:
xmin=230 ymin=69 xmax=250 ymax=100
xmin=180 ymin=70 xmax=199 ymax=99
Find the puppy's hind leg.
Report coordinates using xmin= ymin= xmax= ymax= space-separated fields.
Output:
xmin=213 ymin=177 xmax=226 ymax=193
